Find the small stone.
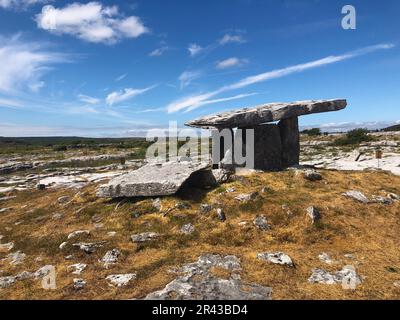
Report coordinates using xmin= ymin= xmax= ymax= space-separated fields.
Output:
xmin=226 ymin=187 xmax=235 ymax=193
xmin=306 ymin=206 xmax=320 ymax=224
xmin=68 ymin=263 xmax=87 ymax=275
xmin=318 ymin=252 xmax=334 ymax=264
xmin=394 ymin=281 xmax=400 ymax=288
xmin=107 ymin=231 xmax=117 ymax=237
xmin=52 ymin=213 xmax=63 ymax=220
xmin=0 ymin=208 xmax=11 ymax=214
xmin=308 ymin=266 xmax=362 ymax=288
xmin=342 ymin=190 xmax=369 ymax=204
xmin=131 ymin=232 xmax=159 ymax=243
xmin=175 ymin=202 xmax=190 ymax=210
xmin=371 ymin=195 xmax=393 ymax=205
xmin=199 ymin=204 xmax=212 ymax=214
xmin=34 ymin=265 xmax=54 ymax=279
xmin=6 ymin=251 xmax=26 ymax=265
xmin=0 ymin=276 xmax=16 ymax=288
xmin=253 ymin=215 xmax=270 ymax=230
xmin=180 ymin=223 xmax=195 ymax=235
xmin=57 ymin=196 xmax=70 ymax=204
xmin=152 ymin=198 xmax=162 ymax=211
xmin=65 ymin=255 xmax=74 ymax=260
xmin=387 ymin=193 xmax=399 ymax=201
xmin=235 ymin=192 xmax=259 ymax=202
xmin=73 ymin=242 xmax=103 ymax=253
xmin=73 ymin=278 xmax=86 ymax=290
xmin=216 ymin=208 xmax=226 ymax=222
xmin=344 ymin=254 xmax=355 ymax=259
xmin=0 ymin=242 xmax=14 ymax=251
xmin=304 ymin=169 xmax=322 ymax=181
xmin=238 ymin=221 xmax=248 ymax=227
xmin=67 ymin=230 xmax=90 ymax=240
xmin=106 ymin=273 xmax=136 ymax=287
xmin=59 ymin=242 xmax=68 ymax=250
xmin=257 ymin=252 xmax=294 ymax=267
xmin=101 ymin=249 xmax=120 ymax=267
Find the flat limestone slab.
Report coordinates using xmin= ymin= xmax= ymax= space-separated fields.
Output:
xmin=185 ymin=99 xmax=347 ymax=129
xmin=97 ymin=160 xmax=210 ymax=198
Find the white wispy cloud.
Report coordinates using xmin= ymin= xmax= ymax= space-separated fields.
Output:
xmin=0 ymin=0 xmax=50 ymax=10
xmin=149 ymin=46 xmax=168 ymax=57
xmin=184 ymin=92 xmax=259 ymax=112
xmin=188 ymin=43 xmax=203 ymax=57
xmin=35 ymin=2 xmax=149 ymax=44
xmin=216 ymin=57 xmax=248 ymax=69
xmin=77 ymin=94 xmax=101 ymax=105
xmin=178 ymin=70 xmax=202 ymax=89
xmin=115 ymin=73 xmax=127 ymax=81
xmin=0 ymin=35 xmax=69 ymax=94
xmin=0 ymin=97 xmax=23 ymax=108
xmin=106 ymin=86 xmax=155 ymax=106
xmin=167 ymin=43 xmax=395 ymax=113
xmin=219 ymin=33 xmax=246 ymax=45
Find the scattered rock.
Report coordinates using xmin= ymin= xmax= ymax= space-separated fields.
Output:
xmin=318 ymin=252 xmax=334 ymax=264
xmin=52 ymin=213 xmax=63 ymax=220
xmin=68 ymin=263 xmax=87 ymax=275
xmin=0 ymin=276 xmax=16 ymax=288
xmin=253 ymin=215 xmax=270 ymax=231
xmin=308 ymin=266 xmax=362 ymax=287
xmin=342 ymin=190 xmax=369 ymax=204
xmin=216 ymin=208 xmax=226 ymax=222
xmin=6 ymin=251 xmax=26 ymax=265
xmin=0 ymin=196 xmax=16 ymax=201
xmin=67 ymin=230 xmax=90 ymax=240
xmin=180 ymin=223 xmax=195 ymax=235
xmin=306 ymin=206 xmax=320 ymax=224
xmin=73 ymin=242 xmax=104 ymax=254
xmin=175 ymin=202 xmax=190 ymax=210
xmin=199 ymin=204 xmax=212 ymax=214
xmin=106 ymin=273 xmax=136 ymax=287
xmin=304 ymin=169 xmax=322 ymax=181
xmin=394 ymin=281 xmax=400 ymax=288
xmin=235 ymin=192 xmax=259 ymax=202
xmin=144 ymin=254 xmax=272 ymax=300
xmin=101 ymin=249 xmax=120 ymax=267
xmin=152 ymin=198 xmax=162 ymax=211
xmin=387 ymin=193 xmax=399 ymax=201
xmin=131 ymin=232 xmax=159 ymax=243
xmin=0 ymin=242 xmax=14 ymax=251
xmin=371 ymin=195 xmax=393 ymax=205
xmin=57 ymin=196 xmax=70 ymax=204
xmin=73 ymin=278 xmax=86 ymax=290
xmin=59 ymin=242 xmax=68 ymax=250
xmin=107 ymin=231 xmax=117 ymax=237
xmin=344 ymin=254 xmax=355 ymax=259
xmin=0 ymin=208 xmax=11 ymax=214
xmin=257 ymin=252 xmax=294 ymax=267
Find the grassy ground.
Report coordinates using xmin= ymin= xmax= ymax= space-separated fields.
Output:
xmin=0 ymin=169 xmax=400 ymax=300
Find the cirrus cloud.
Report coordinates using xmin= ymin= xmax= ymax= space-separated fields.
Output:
xmin=106 ymin=85 xmax=155 ymax=106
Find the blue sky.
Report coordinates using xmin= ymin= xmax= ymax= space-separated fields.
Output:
xmin=0 ymin=0 xmax=399 ymax=137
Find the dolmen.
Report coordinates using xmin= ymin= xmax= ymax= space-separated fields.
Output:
xmin=97 ymin=99 xmax=346 ymax=198
xmin=186 ymin=99 xmax=347 ymax=171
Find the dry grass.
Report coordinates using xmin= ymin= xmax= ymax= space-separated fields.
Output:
xmin=1 ymin=169 xmax=400 ymax=300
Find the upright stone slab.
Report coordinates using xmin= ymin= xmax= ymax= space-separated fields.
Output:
xmin=238 ymin=124 xmax=282 ymax=171
xmin=278 ymin=116 xmax=300 ymax=167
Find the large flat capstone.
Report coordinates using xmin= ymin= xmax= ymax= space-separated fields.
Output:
xmin=97 ymin=161 xmax=210 ymax=198
xmin=185 ymin=99 xmax=347 ymax=129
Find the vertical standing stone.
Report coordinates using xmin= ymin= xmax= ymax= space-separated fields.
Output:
xmin=238 ymin=124 xmax=282 ymax=171
xmin=278 ymin=116 xmax=300 ymax=168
